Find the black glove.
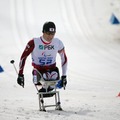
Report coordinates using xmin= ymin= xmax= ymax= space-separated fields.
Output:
xmin=61 ymin=76 xmax=67 ymax=89
xmin=17 ymin=74 xmax=24 ymax=88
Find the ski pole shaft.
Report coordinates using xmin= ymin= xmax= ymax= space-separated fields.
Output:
xmin=10 ymin=60 xmax=25 ymax=88
xmin=63 ymin=79 xmax=66 ymax=90
xmin=10 ymin=60 xmax=18 ymax=75
xmin=63 ymin=84 xmax=66 ymax=90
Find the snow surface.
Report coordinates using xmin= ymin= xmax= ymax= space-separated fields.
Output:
xmin=0 ymin=0 xmax=120 ymax=120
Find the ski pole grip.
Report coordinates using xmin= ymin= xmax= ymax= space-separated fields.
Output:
xmin=63 ymin=78 xmax=66 ymax=90
xmin=10 ymin=60 xmax=15 ymax=64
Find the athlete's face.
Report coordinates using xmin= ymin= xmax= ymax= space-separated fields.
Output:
xmin=43 ymin=32 xmax=55 ymax=42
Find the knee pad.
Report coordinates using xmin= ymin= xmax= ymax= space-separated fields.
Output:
xmin=43 ymin=71 xmax=58 ymax=80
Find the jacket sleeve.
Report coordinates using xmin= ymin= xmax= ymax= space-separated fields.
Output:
xmin=19 ymin=39 xmax=34 ymax=75
xmin=58 ymin=48 xmax=68 ymax=76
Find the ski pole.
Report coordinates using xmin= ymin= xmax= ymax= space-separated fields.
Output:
xmin=63 ymin=80 xmax=66 ymax=90
xmin=10 ymin=60 xmax=25 ymax=88
xmin=10 ymin=60 xmax=18 ymax=75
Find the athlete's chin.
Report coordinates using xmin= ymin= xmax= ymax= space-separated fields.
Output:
xmin=47 ymin=39 xmax=52 ymax=42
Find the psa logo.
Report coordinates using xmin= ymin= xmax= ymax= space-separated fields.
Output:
xmin=39 ymin=45 xmax=54 ymax=50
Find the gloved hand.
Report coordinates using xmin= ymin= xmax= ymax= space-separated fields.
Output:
xmin=17 ymin=74 xmax=24 ymax=88
xmin=61 ymin=76 xmax=67 ymax=89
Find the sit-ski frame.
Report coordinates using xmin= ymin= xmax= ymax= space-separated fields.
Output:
xmin=37 ymin=88 xmax=62 ymax=111
xmin=34 ymin=68 xmax=63 ymax=111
